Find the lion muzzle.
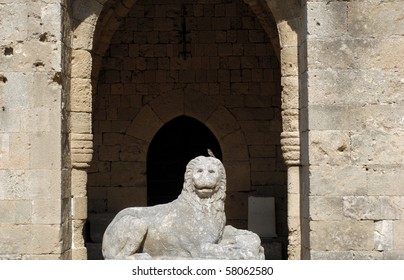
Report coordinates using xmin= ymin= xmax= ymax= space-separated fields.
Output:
xmin=192 ymin=165 xmax=220 ymax=198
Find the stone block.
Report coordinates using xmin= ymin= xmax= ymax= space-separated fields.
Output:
xmin=88 ymin=171 xmax=111 ymax=188
xmin=71 ymin=0 xmax=102 ymax=24
xmin=72 ymin=219 xmax=85 ymax=248
xmin=230 ymin=108 xmax=273 ymax=121
xmin=374 ymin=220 xmax=393 ymax=251
xmin=0 ymin=200 xmax=17 ymax=223
xmin=72 ymin=196 xmax=87 ymax=220
xmin=249 ymin=145 xmax=276 ymax=158
xmin=281 ymin=110 xmax=299 ymax=132
xmin=343 ymin=196 xmax=403 ymax=220
xmin=29 ymin=132 xmax=60 ymax=169
xmin=183 ymin=89 xmax=218 ymax=122
xmin=309 ymin=196 xmax=343 ymax=221
xmin=393 ymin=220 xmax=404 ymax=250
xmin=71 ymin=169 xmax=87 ymax=197
xmin=351 ymin=130 xmax=403 ymax=166
xmin=353 ymin=251 xmax=384 ymax=260
xmin=2 ymin=72 xmax=29 ymax=109
xmin=239 ymin=121 xmax=270 ymax=145
xmin=120 ymin=136 xmax=147 ymax=162
xmin=149 ymin=90 xmax=184 ymax=122
xmin=280 ymin=46 xmax=298 ymax=76
xmin=224 ymin=160 xmax=250 ymax=192
xmin=126 ymin=105 xmax=163 ymax=142
xmin=0 ymin=133 xmax=30 ymax=169
xmin=310 ymin=221 xmax=374 ymax=251
xmin=348 ymin=2 xmax=404 ymax=38
xmin=307 ymin=105 xmax=365 ymax=131
xmin=70 ymin=78 xmax=92 ymax=112
xmin=110 ymin=162 xmax=146 ymax=187
xmin=307 ymin=2 xmax=347 ymax=38
xmin=0 ymin=225 xmax=61 ymax=255
xmin=368 ymin=167 xmax=404 ymax=196
xmin=32 ymin=199 xmax=61 ymax=224
xmin=72 ymin=22 xmax=95 ymax=50
xmin=308 ymin=37 xmax=404 ymax=70
xmin=71 ymin=50 xmax=92 ymax=79
xmin=15 ymin=200 xmax=33 ymax=224
xmin=0 ymin=109 xmax=21 ymax=133
xmin=384 ymin=251 xmax=404 ymax=260
xmin=225 ymin=191 xmax=248 ymax=220
xmin=307 ymin=69 xmax=404 ymax=106
xmin=206 ymin=106 xmax=240 ymax=139
xmin=0 ymin=169 xmax=60 ymax=200
xmin=22 ymin=254 xmax=61 ymax=260
xmin=308 ymin=130 xmax=351 ymax=166
xmin=241 ymin=56 xmax=258 ymax=69
xmin=217 ymin=130 xmax=249 ymax=161
xmin=102 ymin=133 xmax=124 ymax=146
xmin=249 ymin=30 xmax=265 ymax=43
xmin=311 ymin=251 xmax=353 ymax=260
xmin=250 ymin=158 xmax=276 ymax=172
xmin=0 ymin=255 xmax=21 ymax=260
xmin=22 ymin=107 xmax=60 ymax=134
xmin=281 ymin=76 xmax=299 ymax=109
xmin=107 ymin=186 xmax=147 ymax=212
xmin=288 ymin=193 xmax=300 ymax=218
xmin=87 ymin=186 xmax=107 ymax=212
xmin=70 ymin=112 xmax=92 ymax=134
xmin=0 ymin=2 xmax=28 ymax=44
xmin=251 ymin=171 xmax=285 ymax=186
xmin=212 ymin=17 xmax=230 ymax=30
xmin=277 ymin=19 xmax=298 ymax=48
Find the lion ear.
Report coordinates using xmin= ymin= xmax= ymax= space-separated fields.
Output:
xmin=207 ymin=149 xmax=216 ymax=158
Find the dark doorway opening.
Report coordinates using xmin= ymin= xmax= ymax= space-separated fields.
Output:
xmin=147 ymin=115 xmax=222 ymax=206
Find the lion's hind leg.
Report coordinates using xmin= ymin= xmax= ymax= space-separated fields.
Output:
xmin=102 ymin=215 xmax=149 ymax=260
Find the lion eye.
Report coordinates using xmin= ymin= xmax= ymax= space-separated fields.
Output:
xmin=209 ymin=170 xmax=215 ymax=174
xmin=197 ymin=169 xmax=203 ymax=173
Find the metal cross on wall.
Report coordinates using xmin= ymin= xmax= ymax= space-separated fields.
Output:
xmin=179 ymin=4 xmax=191 ymax=60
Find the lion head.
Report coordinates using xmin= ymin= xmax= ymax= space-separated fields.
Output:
xmin=181 ymin=156 xmax=226 ymax=206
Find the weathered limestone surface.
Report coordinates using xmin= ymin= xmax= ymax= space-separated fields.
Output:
xmin=303 ymin=0 xmax=404 ymax=259
xmin=102 ymin=156 xmax=264 ymax=260
xmin=1 ymin=0 xmax=403 ymax=260
xmin=0 ymin=0 xmax=64 ymax=259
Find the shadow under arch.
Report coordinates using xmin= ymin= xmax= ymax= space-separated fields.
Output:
xmin=147 ymin=115 xmax=222 ymax=206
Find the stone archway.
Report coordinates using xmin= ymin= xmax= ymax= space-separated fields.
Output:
xmin=66 ymin=0 xmax=302 ymax=259
xmin=244 ymin=0 xmax=302 ymax=259
xmin=123 ymin=88 xmax=251 ymax=197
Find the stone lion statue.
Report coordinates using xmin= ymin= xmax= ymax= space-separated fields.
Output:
xmin=102 ymin=155 xmax=264 ymax=260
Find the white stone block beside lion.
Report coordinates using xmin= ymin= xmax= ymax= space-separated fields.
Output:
xmin=102 ymin=155 xmax=264 ymax=260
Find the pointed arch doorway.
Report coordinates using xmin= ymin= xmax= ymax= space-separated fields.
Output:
xmin=147 ymin=115 xmax=222 ymax=206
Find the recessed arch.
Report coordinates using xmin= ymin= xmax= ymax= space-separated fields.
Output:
xmin=66 ymin=0 xmax=303 ymax=260
xmin=147 ymin=115 xmax=222 ymax=206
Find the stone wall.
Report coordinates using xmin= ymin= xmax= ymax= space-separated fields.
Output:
xmin=1 ymin=0 xmax=403 ymax=260
xmin=86 ymin=0 xmax=287 ymax=256
xmin=302 ymin=0 xmax=404 ymax=259
xmin=0 ymin=0 xmax=64 ymax=259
